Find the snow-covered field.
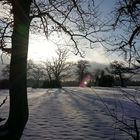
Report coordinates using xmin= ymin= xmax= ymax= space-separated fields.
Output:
xmin=0 ymin=87 xmax=140 ymax=140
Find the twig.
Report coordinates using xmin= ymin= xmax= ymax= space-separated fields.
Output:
xmin=0 ymin=96 xmax=7 ymax=108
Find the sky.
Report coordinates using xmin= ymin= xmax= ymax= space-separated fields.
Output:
xmin=0 ymin=0 xmax=120 ymax=65
xmin=27 ymin=0 xmax=118 ymax=64
xmin=28 ymin=34 xmax=112 ymax=64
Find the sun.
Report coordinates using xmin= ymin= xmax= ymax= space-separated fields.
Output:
xmin=28 ymin=35 xmax=57 ymax=62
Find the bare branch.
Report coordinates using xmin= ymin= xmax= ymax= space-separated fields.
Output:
xmin=0 ymin=96 xmax=7 ymax=108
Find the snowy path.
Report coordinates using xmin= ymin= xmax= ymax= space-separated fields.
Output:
xmin=20 ymin=87 xmax=138 ymax=140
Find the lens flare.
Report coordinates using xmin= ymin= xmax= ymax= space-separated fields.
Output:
xmin=79 ymin=75 xmax=91 ymax=87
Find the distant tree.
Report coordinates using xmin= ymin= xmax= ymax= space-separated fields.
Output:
xmin=43 ymin=61 xmax=53 ymax=83
xmin=76 ymin=60 xmax=90 ymax=84
xmin=109 ymin=61 xmax=128 ymax=87
xmin=91 ymin=69 xmax=101 ymax=86
xmin=43 ymin=48 xmax=73 ymax=88
xmin=1 ymin=59 xmax=44 ymax=88
xmin=98 ymin=70 xmax=114 ymax=87
xmin=27 ymin=62 xmax=44 ymax=88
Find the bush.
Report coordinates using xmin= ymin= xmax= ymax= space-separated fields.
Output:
xmin=61 ymin=81 xmax=79 ymax=87
xmin=98 ymin=75 xmax=114 ymax=87
xmin=42 ymin=80 xmax=62 ymax=88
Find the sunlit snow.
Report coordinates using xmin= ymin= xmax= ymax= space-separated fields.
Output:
xmin=0 ymin=87 xmax=140 ymax=140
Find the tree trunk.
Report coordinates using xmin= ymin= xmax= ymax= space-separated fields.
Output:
xmin=0 ymin=0 xmax=31 ymax=139
xmin=56 ymin=76 xmax=62 ymax=88
xmin=119 ymin=73 xmax=125 ymax=87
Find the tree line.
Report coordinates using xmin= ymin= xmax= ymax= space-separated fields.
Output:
xmin=1 ymin=48 xmax=139 ymax=89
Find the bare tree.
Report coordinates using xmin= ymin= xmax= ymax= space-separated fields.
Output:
xmin=109 ymin=0 xmax=140 ymax=66
xmin=0 ymin=0 xmax=102 ymax=138
xmin=28 ymin=61 xmax=44 ymax=88
xmin=76 ymin=60 xmax=90 ymax=83
xmin=44 ymin=47 xmax=73 ymax=88
xmin=109 ymin=61 xmax=128 ymax=87
xmin=42 ymin=61 xmax=53 ymax=82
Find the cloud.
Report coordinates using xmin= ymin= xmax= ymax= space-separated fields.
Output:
xmin=84 ymin=47 xmax=109 ymax=64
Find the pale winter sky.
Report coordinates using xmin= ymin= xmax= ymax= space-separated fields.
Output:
xmin=28 ymin=34 xmax=113 ymax=64
xmin=0 ymin=0 xmax=120 ymax=65
xmin=28 ymin=0 xmax=118 ymax=64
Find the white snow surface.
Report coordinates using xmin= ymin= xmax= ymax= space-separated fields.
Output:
xmin=0 ymin=87 xmax=140 ymax=140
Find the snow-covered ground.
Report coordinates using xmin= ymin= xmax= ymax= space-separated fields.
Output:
xmin=0 ymin=87 xmax=140 ymax=140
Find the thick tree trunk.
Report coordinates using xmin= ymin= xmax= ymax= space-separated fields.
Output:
xmin=0 ymin=0 xmax=31 ymax=139
xmin=56 ymin=77 xmax=62 ymax=88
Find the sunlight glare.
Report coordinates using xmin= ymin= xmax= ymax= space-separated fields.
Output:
xmin=28 ymin=36 xmax=57 ymax=62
